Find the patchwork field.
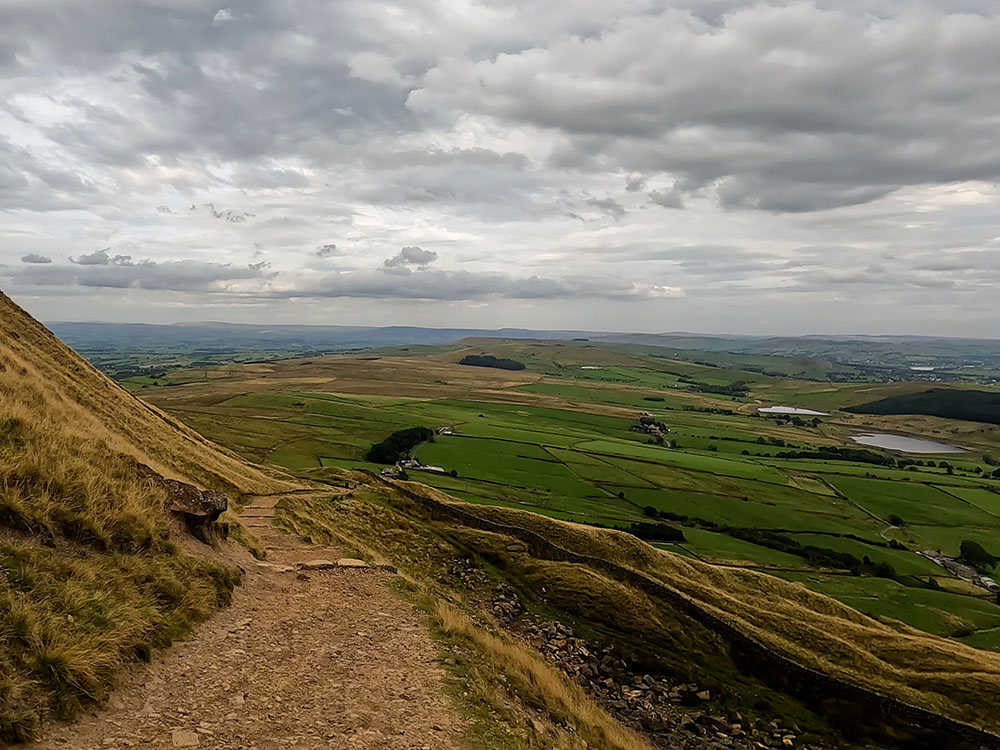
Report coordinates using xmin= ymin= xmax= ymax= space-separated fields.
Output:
xmin=139 ymin=339 xmax=1000 ymax=649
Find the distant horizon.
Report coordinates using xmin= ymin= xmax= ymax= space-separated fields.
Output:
xmin=42 ymin=317 xmax=1000 ymax=344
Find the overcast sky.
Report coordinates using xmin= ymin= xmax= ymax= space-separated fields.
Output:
xmin=2 ymin=1 xmax=999 ymax=335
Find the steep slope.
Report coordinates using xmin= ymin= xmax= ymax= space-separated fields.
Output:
xmin=275 ymin=475 xmax=1000 ymax=748
xmin=0 ymin=292 xmax=303 ymax=741
xmin=0 ymin=292 xmax=297 ymax=495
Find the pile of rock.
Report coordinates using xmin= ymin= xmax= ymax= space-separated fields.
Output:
xmin=485 ymin=581 xmax=819 ymax=749
xmin=521 ymin=619 xmax=812 ymax=748
xmin=441 ymin=557 xmax=489 ymax=590
xmin=489 ymin=583 xmax=523 ymax=625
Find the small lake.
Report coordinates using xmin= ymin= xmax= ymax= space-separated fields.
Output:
xmin=850 ymin=433 xmax=966 ymax=454
xmin=758 ymin=406 xmax=829 ymax=416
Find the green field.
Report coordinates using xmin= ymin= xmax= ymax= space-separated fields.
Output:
xmin=143 ymin=339 xmax=1000 ymax=649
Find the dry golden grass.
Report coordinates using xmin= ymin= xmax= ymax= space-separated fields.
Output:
xmin=0 ymin=292 xmax=296 ymax=740
xmin=434 ymin=601 xmax=652 ymax=750
xmin=0 ymin=292 xmax=300 ymax=496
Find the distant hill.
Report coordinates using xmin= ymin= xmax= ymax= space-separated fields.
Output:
xmin=0 ymin=292 xmax=299 ymax=740
xmin=847 ymin=387 xmax=1000 ymax=425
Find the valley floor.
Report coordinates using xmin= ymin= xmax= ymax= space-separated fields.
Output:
xmin=31 ymin=494 xmax=465 ymax=750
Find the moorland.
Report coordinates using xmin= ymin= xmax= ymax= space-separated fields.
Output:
xmin=132 ymin=336 xmax=1000 ymax=650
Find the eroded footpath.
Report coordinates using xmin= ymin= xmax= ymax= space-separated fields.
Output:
xmin=33 ymin=493 xmax=465 ymax=750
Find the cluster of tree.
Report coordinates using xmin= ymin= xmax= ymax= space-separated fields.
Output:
xmin=773 ymin=446 xmax=897 ymax=467
xmin=638 ymin=505 xmax=703 ymax=525
xmin=582 ymin=517 xmax=686 ymax=543
xmin=756 ymin=436 xmax=789 ymax=447
xmin=643 ymin=395 xmax=665 ymax=402
xmin=627 ymin=519 xmax=687 ymax=542
xmin=679 ymin=377 xmax=750 ymax=397
xmin=366 ymin=426 xmax=434 ymax=464
xmin=682 ymin=405 xmax=736 ymax=415
xmin=764 ymin=414 xmax=821 ymax=427
xmin=727 ymin=529 xmax=898 ymax=578
xmin=111 ymin=367 xmax=168 ymax=380
xmin=458 ymin=354 xmax=526 ymax=371
xmin=959 ymin=540 xmax=997 ymax=572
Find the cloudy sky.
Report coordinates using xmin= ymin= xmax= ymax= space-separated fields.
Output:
xmin=2 ymin=1 xmax=999 ymax=335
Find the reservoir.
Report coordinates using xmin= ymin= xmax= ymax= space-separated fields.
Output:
xmin=758 ymin=406 xmax=829 ymax=416
xmin=850 ymin=433 xmax=966 ymax=454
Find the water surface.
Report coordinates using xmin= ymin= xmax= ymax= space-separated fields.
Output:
xmin=758 ymin=406 xmax=829 ymax=416
xmin=850 ymin=433 xmax=965 ymax=454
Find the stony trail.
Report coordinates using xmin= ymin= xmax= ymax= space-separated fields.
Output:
xmin=32 ymin=492 xmax=466 ymax=750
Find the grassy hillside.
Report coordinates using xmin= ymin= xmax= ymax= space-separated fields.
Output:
xmin=848 ymin=387 xmax=1000 ymax=426
xmin=276 ymin=477 xmax=1000 ymax=745
xmin=0 ymin=292 xmax=301 ymax=741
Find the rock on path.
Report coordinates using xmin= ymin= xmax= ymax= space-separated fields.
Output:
xmin=32 ymin=492 xmax=465 ymax=750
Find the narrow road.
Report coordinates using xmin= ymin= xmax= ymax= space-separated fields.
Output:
xmin=33 ymin=491 xmax=465 ymax=750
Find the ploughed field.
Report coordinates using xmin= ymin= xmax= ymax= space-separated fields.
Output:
xmin=138 ymin=340 xmax=1000 ymax=649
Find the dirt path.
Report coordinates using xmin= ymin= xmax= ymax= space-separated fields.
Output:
xmin=33 ymin=492 xmax=466 ymax=750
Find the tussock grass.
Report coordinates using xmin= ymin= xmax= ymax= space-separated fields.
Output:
xmin=0 ymin=292 xmax=300 ymax=496
xmin=0 ymin=293 xmax=286 ymax=740
xmin=434 ymin=601 xmax=652 ymax=750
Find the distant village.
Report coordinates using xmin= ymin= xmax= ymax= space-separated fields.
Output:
xmin=918 ymin=550 xmax=999 ymax=593
xmin=380 ymin=426 xmax=454 ymax=478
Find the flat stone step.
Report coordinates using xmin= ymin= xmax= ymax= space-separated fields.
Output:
xmin=296 ymin=558 xmax=397 ymax=573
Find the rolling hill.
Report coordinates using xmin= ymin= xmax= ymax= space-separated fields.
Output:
xmin=6 ymin=290 xmax=1000 ymax=748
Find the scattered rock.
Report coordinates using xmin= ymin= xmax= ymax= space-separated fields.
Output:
xmin=170 ymin=729 xmax=200 ymax=747
xmin=299 ymin=559 xmax=337 ymax=570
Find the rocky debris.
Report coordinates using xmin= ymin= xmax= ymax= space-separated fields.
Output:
xmin=490 ymin=583 xmax=523 ymax=626
xmin=485 ymin=584 xmax=820 ymax=750
xmin=523 ymin=618 xmax=817 ymax=748
xmin=439 ymin=557 xmax=489 ymax=590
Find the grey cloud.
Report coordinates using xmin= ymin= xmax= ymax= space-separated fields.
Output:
xmin=412 ymin=6 xmax=1000 ymax=211
xmin=586 ymin=197 xmax=626 ymax=220
xmin=71 ymin=249 xmax=112 ymax=265
xmin=286 ymin=269 xmax=677 ymax=301
xmin=649 ymin=187 xmax=684 ymax=209
xmin=16 ymin=257 xmax=272 ymax=292
xmin=316 ymin=243 xmax=339 ymax=258
xmin=383 ymin=246 xmax=438 ymax=270
xmin=625 ymin=174 xmax=646 ymax=192
xmin=204 ymin=203 xmax=255 ymax=223
xmin=20 ymin=254 xmax=52 ymax=264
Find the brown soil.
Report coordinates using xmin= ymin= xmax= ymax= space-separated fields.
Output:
xmin=31 ymin=493 xmax=465 ymax=750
